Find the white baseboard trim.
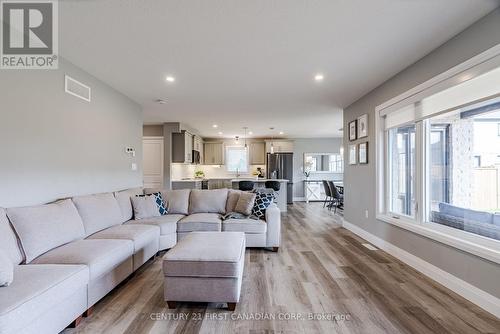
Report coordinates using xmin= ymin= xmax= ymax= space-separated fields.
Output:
xmin=342 ymin=220 xmax=500 ymax=318
xmin=293 ymin=197 xmax=306 ymax=202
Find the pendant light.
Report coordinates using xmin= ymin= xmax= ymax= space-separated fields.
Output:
xmin=269 ymin=127 xmax=275 ymax=154
xmin=243 ymin=127 xmax=248 ymax=149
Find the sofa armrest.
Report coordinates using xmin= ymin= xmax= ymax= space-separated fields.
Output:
xmin=265 ymin=204 xmax=281 ymax=248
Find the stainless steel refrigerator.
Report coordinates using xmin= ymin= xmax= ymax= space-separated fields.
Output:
xmin=266 ymin=153 xmax=294 ymax=204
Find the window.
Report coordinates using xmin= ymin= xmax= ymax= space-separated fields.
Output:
xmin=329 ymin=154 xmax=344 ymax=173
xmin=427 ymin=107 xmax=500 ymax=240
xmin=377 ymin=55 xmax=500 ymax=262
xmin=388 ymin=125 xmax=415 ymax=217
xmin=226 ymin=146 xmax=248 ymax=173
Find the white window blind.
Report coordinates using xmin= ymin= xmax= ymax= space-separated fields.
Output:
xmin=382 ymin=57 xmax=500 ymax=130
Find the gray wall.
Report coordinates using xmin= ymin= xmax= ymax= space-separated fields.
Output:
xmin=0 ymin=58 xmax=143 ymax=208
xmin=343 ymin=8 xmax=500 ymax=298
xmin=293 ymin=138 xmax=343 ymax=198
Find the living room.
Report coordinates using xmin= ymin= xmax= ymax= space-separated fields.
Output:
xmin=1 ymin=1 xmax=500 ymax=334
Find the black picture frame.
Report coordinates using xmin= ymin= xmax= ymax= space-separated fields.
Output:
xmin=349 ymin=120 xmax=357 ymax=141
xmin=359 ymin=142 xmax=368 ymax=164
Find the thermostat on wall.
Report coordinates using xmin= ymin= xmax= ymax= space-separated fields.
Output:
xmin=125 ymin=147 xmax=136 ymax=157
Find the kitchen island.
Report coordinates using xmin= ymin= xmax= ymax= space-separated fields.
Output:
xmin=171 ymin=178 xmax=289 ymax=212
xmin=231 ymin=179 xmax=289 ymax=212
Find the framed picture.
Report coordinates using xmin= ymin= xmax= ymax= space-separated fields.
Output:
xmin=349 ymin=145 xmax=357 ymax=165
xmin=359 ymin=142 xmax=368 ymax=164
xmin=357 ymin=114 xmax=368 ymax=138
xmin=348 ymin=120 xmax=357 ymax=141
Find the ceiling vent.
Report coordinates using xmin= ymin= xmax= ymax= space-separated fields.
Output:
xmin=65 ymin=75 xmax=91 ymax=102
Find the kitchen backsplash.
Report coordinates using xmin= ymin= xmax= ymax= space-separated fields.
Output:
xmin=171 ymin=164 xmax=266 ymax=179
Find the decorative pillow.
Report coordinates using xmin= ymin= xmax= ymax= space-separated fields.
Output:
xmin=252 ymin=190 xmax=275 ymax=219
xmin=234 ymin=192 xmax=257 ymax=216
xmin=226 ymin=189 xmax=243 ymax=213
xmin=0 ymin=250 xmax=14 ymax=287
xmin=132 ymin=193 xmax=167 ymax=220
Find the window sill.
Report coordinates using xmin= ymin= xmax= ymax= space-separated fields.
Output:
xmin=377 ymin=214 xmax=500 ymax=265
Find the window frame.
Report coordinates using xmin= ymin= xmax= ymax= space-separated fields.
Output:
xmin=375 ymin=46 xmax=500 ymax=264
xmin=225 ymin=145 xmax=249 ymax=173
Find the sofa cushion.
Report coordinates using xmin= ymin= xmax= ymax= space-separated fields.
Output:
xmin=0 ymin=251 xmax=13 ymax=287
xmin=234 ymin=192 xmax=257 ymax=216
xmin=189 ymin=189 xmax=228 ymax=214
xmin=73 ymin=192 xmax=124 ymax=236
xmin=222 ymin=218 xmax=267 ymax=234
xmin=163 ymin=232 xmax=245 ymax=278
xmin=0 ymin=264 xmax=88 ymax=334
xmin=226 ymin=189 xmax=242 ymax=213
xmin=178 ymin=213 xmax=222 ymax=232
xmin=114 ymin=187 xmax=143 ymax=221
xmin=7 ymin=200 xmax=86 ymax=263
xmin=0 ymin=208 xmax=23 ymax=265
xmin=158 ymin=189 xmax=191 ymax=215
xmin=31 ymin=239 xmax=133 ymax=280
xmin=87 ymin=224 xmax=160 ymax=252
xmin=131 ymin=194 xmax=162 ymax=220
xmin=126 ymin=214 xmax=184 ymax=235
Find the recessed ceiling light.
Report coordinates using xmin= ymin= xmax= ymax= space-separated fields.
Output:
xmin=218 ymin=131 xmax=223 ymax=135
xmin=314 ymin=74 xmax=324 ymax=81
xmin=248 ymin=131 xmax=253 ymax=135
xmin=279 ymin=131 xmax=284 ymax=135
xmin=165 ymin=76 xmax=175 ymax=82
xmin=212 ymin=124 xmax=218 ymax=128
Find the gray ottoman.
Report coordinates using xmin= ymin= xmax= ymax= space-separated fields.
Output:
xmin=162 ymin=231 xmax=245 ymax=311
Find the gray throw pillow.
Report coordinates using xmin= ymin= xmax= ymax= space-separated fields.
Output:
xmin=131 ymin=195 xmax=161 ymax=220
xmin=234 ymin=192 xmax=257 ymax=216
xmin=0 ymin=250 xmax=13 ymax=287
xmin=226 ymin=189 xmax=242 ymax=213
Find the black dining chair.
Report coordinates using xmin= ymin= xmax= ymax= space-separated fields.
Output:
xmin=328 ymin=181 xmax=344 ymax=213
xmin=238 ymin=181 xmax=255 ymax=191
xmin=264 ymin=181 xmax=281 ymax=191
xmin=322 ymin=180 xmax=333 ymax=209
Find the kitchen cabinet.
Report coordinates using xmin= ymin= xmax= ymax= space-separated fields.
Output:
xmin=172 ymin=180 xmax=202 ymax=190
xmin=249 ymin=142 xmax=266 ymax=164
xmin=204 ymin=142 xmax=224 ymax=165
xmin=172 ymin=131 xmax=193 ymax=163
xmin=207 ymin=179 xmax=232 ymax=189
xmin=265 ymin=140 xmax=294 ymax=153
xmin=193 ymin=135 xmax=203 ymax=162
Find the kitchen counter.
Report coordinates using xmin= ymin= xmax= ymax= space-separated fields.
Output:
xmin=230 ymin=179 xmax=289 ymax=212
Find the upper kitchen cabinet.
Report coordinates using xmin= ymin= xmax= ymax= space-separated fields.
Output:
xmin=193 ymin=135 xmax=204 ymax=162
xmin=265 ymin=140 xmax=294 ymax=153
xmin=249 ymin=142 xmax=266 ymax=164
xmin=172 ymin=131 xmax=193 ymax=163
xmin=204 ymin=142 xmax=224 ymax=165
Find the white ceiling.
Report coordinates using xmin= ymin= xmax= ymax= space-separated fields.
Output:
xmin=59 ymin=0 xmax=499 ymax=139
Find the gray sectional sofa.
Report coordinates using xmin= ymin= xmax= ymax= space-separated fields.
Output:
xmin=0 ymin=188 xmax=281 ymax=334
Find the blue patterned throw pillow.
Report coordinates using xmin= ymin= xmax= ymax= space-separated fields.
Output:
xmin=252 ymin=190 xmax=275 ymax=219
xmin=137 ymin=192 xmax=167 ymax=215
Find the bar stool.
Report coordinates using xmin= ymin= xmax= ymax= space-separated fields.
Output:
xmin=264 ymin=181 xmax=281 ymax=191
xmin=238 ymin=181 xmax=255 ymax=191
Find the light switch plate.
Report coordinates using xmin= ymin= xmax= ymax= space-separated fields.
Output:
xmin=131 ymin=163 xmax=137 ymax=171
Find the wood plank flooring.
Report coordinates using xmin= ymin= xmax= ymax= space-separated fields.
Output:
xmin=64 ymin=202 xmax=500 ymax=334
